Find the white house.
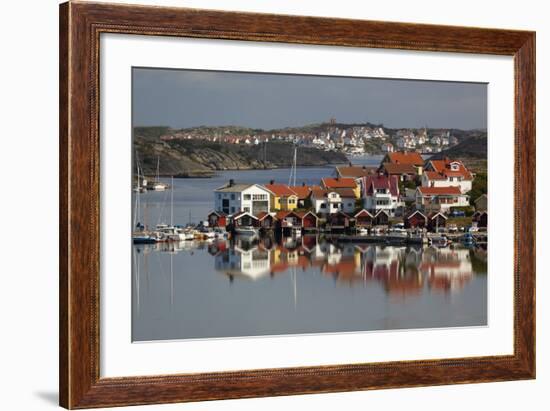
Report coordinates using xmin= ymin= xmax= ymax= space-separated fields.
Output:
xmin=422 ymin=158 xmax=474 ymax=193
xmin=311 ymin=188 xmax=342 ymax=215
xmin=214 ymin=181 xmax=271 ymax=216
xmin=362 ymin=175 xmax=402 ymax=216
xmin=415 ymin=186 xmax=470 ymax=213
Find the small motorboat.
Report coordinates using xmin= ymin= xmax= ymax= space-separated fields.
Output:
xmin=132 ymin=233 xmax=157 ymax=244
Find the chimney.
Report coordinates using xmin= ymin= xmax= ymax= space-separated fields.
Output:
xmin=270 ymin=179 xmax=275 ymax=185
xmin=229 ymin=179 xmax=235 ymax=187
xmin=302 ymin=182 xmax=306 ymax=187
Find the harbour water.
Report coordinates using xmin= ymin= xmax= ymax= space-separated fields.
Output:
xmin=132 ymin=158 xmax=487 ymax=342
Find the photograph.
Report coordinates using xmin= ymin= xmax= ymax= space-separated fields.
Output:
xmin=131 ymin=68 xmax=489 ymax=342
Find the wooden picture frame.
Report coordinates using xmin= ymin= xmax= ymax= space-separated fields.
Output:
xmin=59 ymin=1 xmax=535 ymax=408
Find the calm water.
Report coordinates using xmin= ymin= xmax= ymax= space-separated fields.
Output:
xmin=132 ymin=158 xmax=487 ymax=342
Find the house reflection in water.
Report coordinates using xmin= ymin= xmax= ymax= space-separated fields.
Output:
xmin=211 ymin=235 xmax=482 ymax=296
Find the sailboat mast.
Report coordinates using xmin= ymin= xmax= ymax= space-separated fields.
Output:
xmin=288 ymin=144 xmax=298 ymax=186
xmin=170 ymin=176 xmax=174 ymax=226
xmin=156 ymin=156 xmax=160 ymax=182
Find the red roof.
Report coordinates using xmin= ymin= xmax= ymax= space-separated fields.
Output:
xmin=423 ymin=171 xmax=447 ymax=181
xmin=233 ymin=211 xmax=258 ymax=220
xmin=336 ymin=166 xmax=377 ymax=178
xmin=310 ymin=187 xmax=331 ymax=198
xmin=289 ymin=185 xmax=313 ymax=199
xmin=381 ymin=162 xmax=416 ymax=175
xmin=386 ymin=152 xmax=424 ymax=166
xmin=256 ymin=211 xmax=273 ymax=221
xmin=363 ymin=175 xmax=399 ymax=197
xmin=321 ymin=177 xmax=358 ymax=189
xmin=334 ymin=188 xmax=357 ymax=198
xmin=264 ymin=183 xmax=297 ymax=197
xmin=354 ymin=209 xmax=374 ymax=218
xmin=427 ymin=159 xmax=473 ymax=180
xmin=417 ymin=186 xmax=462 ymax=195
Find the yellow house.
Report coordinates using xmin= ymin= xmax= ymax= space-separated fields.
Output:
xmin=320 ymin=177 xmax=361 ymax=199
xmin=264 ymin=183 xmax=298 ymax=211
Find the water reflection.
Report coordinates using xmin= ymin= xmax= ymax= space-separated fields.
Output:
xmin=132 ymin=237 xmax=486 ymax=340
xmin=136 ymin=236 xmax=484 ymax=296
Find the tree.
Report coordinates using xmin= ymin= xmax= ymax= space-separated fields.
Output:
xmin=468 ymin=172 xmax=487 ymax=205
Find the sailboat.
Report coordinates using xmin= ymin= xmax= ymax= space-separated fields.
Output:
xmin=157 ymin=177 xmax=193 ymax=241
xmin=153 ymin=156 xmax=168 ymax=191
xmin=133 ymin=159 xmax=157 ymax=244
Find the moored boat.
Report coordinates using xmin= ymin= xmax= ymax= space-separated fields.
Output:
xmin=235 ymin=226 xmax=259 ymax=237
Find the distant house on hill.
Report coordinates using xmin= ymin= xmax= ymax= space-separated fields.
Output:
xmin=381 ymin=151 xmax=425 ymax=175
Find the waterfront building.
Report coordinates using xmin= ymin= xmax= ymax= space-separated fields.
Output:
xmin=354 ymin=209 xmax=374 ymax=227
xmin=321 ymin=177 xmax=361 ymax=199
xmin=232 ymin=211 xmax=260 ymax=228
xmin=415 ymin=186 xmax=469 ymax=213
xmin=288 ymin=185 xmax=313 ymax=208
xmin=256 ymin=211 xmax=276 ymax=229
xmin=381 ymin=151 xmax=425 ymax=175
xmin=362 ymin=175 xmax=401 ymax=216
xmin=207 ymin=210 xmax=228 ymax=228
xmin=404 ymin=210 xmax=428 ymax=229
xmin=327 ymin=211 xmax=353 ymax=230
xmin=427 ymin=211 xmax=448 ymax=231
xmin=332 ymin=188 xmax=357 ymax=214
xmin=311 ymin=187 xmax=342 ymax=215
xmin=373 ymin=209 xmax=390 ymax=226
xmin=214 ymin=181 xmax=271 ymax=215
xmin=264 ymin=183 xmax=299 ymax=211
xmin=472 ymin=211 xmax=488 ymax=228
xmin=422 ymin=158 xmax=474 ymax=193
xmin=274 ymin=211 xmax=303 ymax=229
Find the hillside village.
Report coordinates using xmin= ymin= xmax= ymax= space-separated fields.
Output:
xmin=152 ymin=120 xmax=485 ymax=157
xmin=207 ymin=151 xmax=488 ymax=236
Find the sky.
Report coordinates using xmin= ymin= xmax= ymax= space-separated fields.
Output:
xmin=132 ymin=67 xmax=487 ymax=130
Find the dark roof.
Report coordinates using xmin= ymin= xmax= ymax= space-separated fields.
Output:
xmin=363 ymin=175 xmax=399 ymax=196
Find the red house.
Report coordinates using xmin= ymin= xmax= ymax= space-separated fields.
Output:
xmin=404 ymin=210 xmax=427 ymax=229
xmin=327 ymin=211 xmax=352 ymax=228
xmin=427 ymin=212 xmax=447 ymax=231
xmin=472 ymin=211 xmax=488 ymax=228
xmin=373 ymin=209 xmax=390 ymax=226
xmin=275 ymin=211 xmax=303 ymax=228
xmin=297 ymin=211 xmax=318 ymax=229
xmin=232 ymin=212 xmax=260 ymax=228
xmin=257 ymin=212 xmax=275 ymax=229
xmin=207 ymin=210 xmax=228 ymax=228
xmin=354 ymin=209 xmax=374 ymax=227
